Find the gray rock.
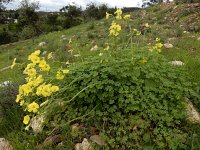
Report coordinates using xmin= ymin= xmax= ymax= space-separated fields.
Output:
xmin=170 ymin=60 xmax=184 ymax=66
xmin=42 ymin=51 xmax=47 ymax=56
xmin=0 ymin=138 xmax=13 ymax=150
xmin=38 ymin=42 xmax=46 ymax=47
xmin=186 ymin=99 xmax=200 ymax=123
xmin=164 ymin=43 xmax=173 ymax=48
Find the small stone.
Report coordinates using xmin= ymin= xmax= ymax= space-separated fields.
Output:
xmin=90 ymin=45 xmax=98 ymax=51
xmin=186 ymin=99 xmax=200 ymax=123
xmin=170 ymin=60 xmax=184 ymax=66
xmin=43 ymin=134 xmax=62 ymax=146
xmin=0 ymin=138 xmax=13 ymax=150
xmin=38 ymin=42 xmax=46 ymax=47
xmin=0 ymin=81 xmax=12 ymax=87
xmin=164 ymin=43 xmax=173 ymax=48
xmin=30 ymin=115 xmax=45 ymax=134
xmin=42 ymin=51 xmax=47 ymax=56
xmin=90 ymin=135 xmax=105 ymax=146
xmin=75 ymin=138 xmax=92 ymax=150
xmin=197 ymin=37 xmax=200 ymax=41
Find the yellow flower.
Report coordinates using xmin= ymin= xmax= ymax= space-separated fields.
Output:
xmin=23 ymin=63 xmax=35 ymax=74
xmin=106 ymin=12 xmax=112 ymax=19
xmin=11 ymin=58 xmax=16 ymax=69
xmin=27 ymin=68 xmax=37 ymax=77
xmin=23 ymin=115 xmax=30 ymax=125
xmin=41 ymin=84 xmax=52 ymax=97
xmin=156 ymin=43 xmax=163 ymax=49
xmin=104 ymin=45 xmax=110 ymax=51
xmin=56 ymin=71 xmax=64 ymax=80
xmin=33 ymin=50 xmax=41 ymax=56
xmin=27 ymin=102 xmax=39 ymax=113
xmin=47 ymin=52 xmax=53 ymax=59
xmin=115 ymin=9 xmax=122 ymax=15
xmin=109 ymin=22 xmax=122 ymax=36
xmin=99 ymin=53 xmax=103 ymax=56
xmin=69 ymin=38 xmax=72 ymax=44
xmin=51 ymin=86 xmax=59 ymax=92
xmin=28 ymin=54 xmax=40 ymax=64
xmin=39 ymin=59 xmax=50 ymax=71
xmin=16 ymin=94 xmax=21 ymax=103
xmin=124 ymin=15 xmax=131 ymax=20
xmin=144 ymin=23 xmax=149 ymax=28
xmin=19 ymin=84 xmax=32 ymax=96
xmin=114 ymin=9 xmax=122 ymax=20
xmin=65 ymin=61 xmax=70 ymax=65
xmin=156 ymin=38 xmax=160 ymax=42
xmin=62 ymin=69 xmax=70 ymax=74
xmin=20 ymin=100 xmax=25 ymax=106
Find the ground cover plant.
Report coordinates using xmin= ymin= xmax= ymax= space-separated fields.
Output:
xmin=0 ymin=3 xmax=200 ymax=150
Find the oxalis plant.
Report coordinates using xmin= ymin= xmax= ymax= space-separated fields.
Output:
xmin=12 ymin=9 xmax=199 ymax=149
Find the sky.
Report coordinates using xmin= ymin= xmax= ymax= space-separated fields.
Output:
xmin=4 ymin=0 xmax=142 ymax=12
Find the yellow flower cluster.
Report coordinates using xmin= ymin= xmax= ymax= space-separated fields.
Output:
xmin=106 ymin=12 xmax=112 ymax=19
xmin=16 ymin=50 xmax=61 ymax=126
xmin=124 ymin=14 xmax=131 ymax=20
xmin=114 ymin=9 xmax=122 ymax=20
xmin=56 ymin=69 xmax=70 ymax=80
xmin=149 ymin=38 xmax=163 ymax=53
xmin=109 ymin=22 xmax=122 ymax=36
xmin=36 ymin=83 xmax=59 ymax=97
xmin=28 ymin=102 xmax=40 ymax=113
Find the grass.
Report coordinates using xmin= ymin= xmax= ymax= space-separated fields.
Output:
xmin=0 ymin=3 xmax=200 ymax=149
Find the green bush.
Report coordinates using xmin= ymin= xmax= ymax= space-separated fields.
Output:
xmin=0 ymin=82 xmax=23 ymax=136
xmin=44 ymin=49 xmax=198 ymax=149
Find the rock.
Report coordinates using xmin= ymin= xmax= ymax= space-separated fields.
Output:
xmin=197 ymin=37 xmax=200 ymax=41
xmin=75 ymin=138 xmax=92 ymax=150
xmin=183 ymin=31 xmax=189 ymax=34
xmin=189 ymin=26 xmax=195 ymax=32
xmin=90 ymin=135 xmax=105 ymax=146
xmin=170 ymin=60 xmax=184 ymax=66
xmin=30 ymin=115 xmax=45 ymax=134
xmin=61 ymin=35 xmax=66 ymax=39
xmin=90 ymin=45 xmax=98 ymax=51
xmin=0 ymin=81 xmax=12 ymax=87
xmin=164 ymin=43 xmax=173 ymax=49
xmin=0 ymin=138 xmax=13 ymax=150
xmin=43 ymin=134 xmax=62 ymax=146
xmin=38 ymin=42 xmax=46 ymax=47
xmin=74 ymin=54 xmax=81 ymax=57
xmin=186 ymin=99 xmax=200 ymax=123
xmin=42 ymin=51 xmax=47 ymax=56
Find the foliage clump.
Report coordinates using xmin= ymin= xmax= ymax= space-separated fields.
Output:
xmin=44 ymin=49 xmax=197 ymax=149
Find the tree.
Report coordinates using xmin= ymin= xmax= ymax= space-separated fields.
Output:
xmin=17 ymin=0 xmax=40 ymax=38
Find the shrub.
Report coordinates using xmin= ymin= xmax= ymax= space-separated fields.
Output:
xmin=0 ymin=82 xmax=23 ymax=136
xmin=44 ymin=49 xmax=197 ymax=149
